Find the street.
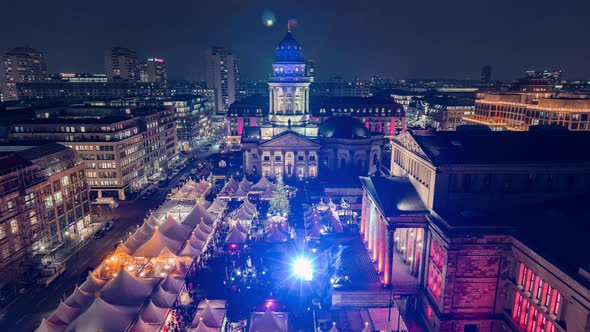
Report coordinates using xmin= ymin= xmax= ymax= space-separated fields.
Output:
xmin=0 ymin=147 xmax=219 ymax=332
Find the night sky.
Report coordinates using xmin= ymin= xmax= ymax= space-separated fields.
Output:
xmin=2 ymin=0 xmax=590 ymax=81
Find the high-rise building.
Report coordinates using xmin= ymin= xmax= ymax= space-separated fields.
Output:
xmin=146 ymin=58 xmax=168 ymax=84
xmin=481 ymin=65 xmax=492 ymax=83
xmin=1 ymin=47 xmax=48 ymax=100
xmin=104 ymin=47 xmax=140 ymax=82
xmin=206 ymin=47 xmax=239 ymax=113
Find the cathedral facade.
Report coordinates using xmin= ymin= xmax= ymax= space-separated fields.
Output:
xmin=235 ymin=31 xmax=398 ymax=180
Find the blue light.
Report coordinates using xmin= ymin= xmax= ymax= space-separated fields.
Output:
xmin=292 ymin=257 xmax=313 ymax=281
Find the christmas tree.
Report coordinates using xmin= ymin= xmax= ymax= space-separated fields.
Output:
xmin=268 ymin=173 xmax=290 ymax=217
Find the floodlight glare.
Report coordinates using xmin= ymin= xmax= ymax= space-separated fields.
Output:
xmin=292 ymin=257 xmax=313 ymax=281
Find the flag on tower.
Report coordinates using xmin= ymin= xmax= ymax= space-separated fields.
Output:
xmin=288 ymin=18 xmax=298 ymax=32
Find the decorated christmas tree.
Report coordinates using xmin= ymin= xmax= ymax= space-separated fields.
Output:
xmin=268 ymin=173 xmax=290 ymax=217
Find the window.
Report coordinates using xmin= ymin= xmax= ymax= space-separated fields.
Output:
xmin=0 ymin=225 xmax=5 ymax=240
xmin=298 ymin=155 xmax=304 ymax=161
xmin=1 ymin=246 xmax=9 ymax=260
xmin=275 ymin=155 xmax=281 ymax=161
xmin=10 ymin=219 xmax=18 ymax=234
xmin=309 ymin=155 xmax=316 ymax=161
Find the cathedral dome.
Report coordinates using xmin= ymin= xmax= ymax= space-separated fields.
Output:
xmin=275 ymin=32 xmax=304 ymax=62
xmin=318 ymin=117 xmax=370 ymax=139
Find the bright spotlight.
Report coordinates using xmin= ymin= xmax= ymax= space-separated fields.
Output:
xmin=292 ymin=257 xmax=313 ymax=281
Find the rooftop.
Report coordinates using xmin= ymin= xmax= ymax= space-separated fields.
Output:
xmin=404 ymin=130 xmax=590 ymax=166
xmin=360 ymin=176 xmax=428 ymax=218
xmin=13 ymin=115 xmax=134 ymax=125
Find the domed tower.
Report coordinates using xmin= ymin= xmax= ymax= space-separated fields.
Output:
xmin=268 ymin=30 xmax=311 ymax=127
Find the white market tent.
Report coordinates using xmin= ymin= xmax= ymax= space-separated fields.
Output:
xmin=47 ymin=301 xmax=80 ymax=325
xmin=36 ymin=318 xmax=65 ymax=332
xmin=128 ymin=317 xmax=162 ymax=332
xmin=191 ymin=300 xmax=226 ymax=329
xmin=99 ymin=269 xmax=159 ymax=306
xmin=249 ymin=309 xmax=288 ymax=332
xmin=64 ymin=295 xmax=139 ymax=332
xmin=225 ymin=227 xmax=247 ymax=244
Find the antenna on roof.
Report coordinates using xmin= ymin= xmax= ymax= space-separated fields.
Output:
xmin=287 ymin=18 xmax=298 ymax=33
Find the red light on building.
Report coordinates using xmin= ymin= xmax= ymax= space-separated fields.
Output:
xmin=229 ymin=244 xmax=237 ymax=249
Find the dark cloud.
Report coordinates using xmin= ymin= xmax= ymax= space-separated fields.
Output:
xmin=1 ymin=0 xmax=589 ymax=80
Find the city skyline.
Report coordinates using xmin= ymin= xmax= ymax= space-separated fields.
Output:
xmin=2 ymin=0 xmax=590 ymax=81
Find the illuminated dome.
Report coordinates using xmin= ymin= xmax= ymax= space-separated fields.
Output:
xmin=318 ymin=117 xmax=370 ymax=139
xmin=275 ymin=32 xmax=304 ymax=62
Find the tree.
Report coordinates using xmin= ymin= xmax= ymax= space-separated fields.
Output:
xmin=268 ymin=174 xmax=290 ymax=217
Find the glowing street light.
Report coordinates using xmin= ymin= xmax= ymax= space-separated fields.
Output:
xmin=292 ymin=257 xmax=313 ymax=281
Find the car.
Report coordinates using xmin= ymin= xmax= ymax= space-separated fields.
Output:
xmin=141 ymin=194 xmax=150 ymax=200
xmin=93 ymin=229 xmax=104 ymax=239
xmin=103 ymin=221 xmax=114 ymax=231
xmin=172 ymin=170 xmax=179 ymax=176
xmin=199 ymin=147 xmax=209 ymax=153
xmin=167 ymin=174 xmax=174 ymax=181
xmin=191 ymin=168 xmax=198 ymax=175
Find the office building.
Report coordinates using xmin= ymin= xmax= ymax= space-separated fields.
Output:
xmin=104 ymin=47 xmax=140 ymax=82
xmin=526 ymin=69 xmax=562 ymax=86
xmin=48 ymin=73 xmax=108 ymax=83
xmin=1 ymin=47 xmax=48 ymax=100
xmin=206 ymin=47 xmax=239 ymax=113
xmin=0 ymin=143 xmax=90 ymax=300
xmin=9 ymin=106 xmax=177 ymax=200
xmin=310 ymin=77 xmax=372 ymax=97
xmin=146 ymin=58 xmax=168 ymax=84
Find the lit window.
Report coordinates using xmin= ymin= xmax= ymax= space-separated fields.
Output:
xmin=10 ymin=219 xmax=18 ymax=234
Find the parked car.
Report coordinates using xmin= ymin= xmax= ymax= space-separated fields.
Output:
xmin=93 ymin=229 xmax=104 ymax=239
xmin=172 ymin=169 xmax=179 ymax=176
xmin=199 ymin=147 xmax=209 ymax=153
xmin=103 ymin=220 xmax=114 ymax=231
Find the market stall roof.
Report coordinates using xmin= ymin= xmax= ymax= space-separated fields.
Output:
xmin=140 ymin=300 xmax=169 ymax=324
xmin=151 ymin=284 xmax=179 ymax=308
xmin=225 ymin=227 xmax=247 ymax=244
xmin=235 ymin=208 xmax=254 ymax=221
xmin=36 ymin=318 xmax=65 ymax=332
xmin=206 ymin=198 xmax=227 ymax=214
xmin=191 ymin=302 xmax=226 ymax=328
xmin=64 ymin=295 xmax=138 ymax=332
xmin=197 ymin=299 xmax=226 ymax=309
xmin=79 ymin=272 xmax=107 ymax=293
xmin=188 ymin=232 xmax=206 ymax=250
xmin=160 ymin=215 xmax=193 ymax=240
xmin=161 ymin=274 xmax=183 ymax=293
xmin=145 ymin=215 xmax=159 ymax=228
xmin=184 ymin=203 xmax=216 ymax=227
xmin=100 ymin=269 xmax=159 ymax=306
xmin=188 ymin=320 xmax=218 ymax=332
xmin=235 ymin=220 xmax=249 ymax=234
xmin=179 ymin=239 xmax=202 ymax=258
xmin=249 ymin=309 xmax=288 ymax=332
xmin=307 ymin=220 xmax=326 ymax=239
xmin=250 ymin=176 xmax=275 ymax=192
xmin=133 ymin=228 xmax=183 ymax=258
xmin=128 ymin=317 xmax=161 ymax=332
xmin=327 ymin=322 xmax=340 ymax=332
xmin=64 ymin=287 xmax=93 ymax=309
xmin=48 ymin=301 xmax=80 ymax=325
xmin=264 ymin=226 xmax=288 ymax=243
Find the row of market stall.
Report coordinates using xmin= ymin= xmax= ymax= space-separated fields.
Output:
xmin=218 ymin=176 xmax=275 ymax=201
xmin=36 ymin=178 xmax=229 ymax=332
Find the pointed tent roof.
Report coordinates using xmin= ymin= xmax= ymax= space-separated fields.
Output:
xmin=235 ymin=220 xmax=249 ymax=234
xmin=184 ymin=203 xmax=216 ymax=227
xmin=328 ymin=322 xmax=340 ymax=332
xmin=131 ymin=227 xmax=152 ymax=243
xmin=197 ymin=221 xmax=213 ymax=234
xmin=306 ymin=220 xmax=325 ymax=239
xmin=79 ymin=272 xmax=107 ymax=293
xmin=64 ymin=286 xmax=93 ymax=309
xmin=251 ymin=176 xmax=275 ymax=192
xmin=197 ymin=299 xmax=226 ymax=309
xmin=146 ymin=215 xmax=159 ymax=228
xmin=206 ymin=198 xmax=226 ymax=214
xmin=48 ymin=301 xmax=80 ymax=325
xmin=115 ymin=240 xmax=133 ymax=255
xmin=189 ymin=319 xmax=217 ymax=332
xmin=133 ymin=228 xmax=183 ymax=258
xmin=194 ymin=226 xmax=210 ymax=242
xmin=249 ymin=309 xmax=286 ymax=332
xmin=140 ymin=219 xmax=156 ymax=235
xmin=179 ymin=240 xmax=202 ymax=258
xmin=264 ymin=226 xmax=288 ymax=243
xmin=129 ymin=317 xmax=161 ymax=332
xmin=161 ymin=274 xmax=183 ymax=293
xmin=64 ymin=295 xmax=138 ymax=332
xmin=100 ymin=269 xmax=159 ymax=306
xmin=151 ymin=285 xmax=178 ymax=308
xmin=188 ymin=232 xmax=206 ymax=251
xmin=35 ymin=318 xmax=65 ymax=332
xmin=262 ymin=185 xmax=274 ymax=199
xmin=235 ymin=208 xmax=254 ymax=221
xmin=191 ymin=302 xmax=225 ymax=328
xmin=141 ymin=299 xmax=170 ymax=324
xmin=225 ymin=227 xmax=247 ymax=244
xmin=160 ymin=214 xmax=192 ymax=240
